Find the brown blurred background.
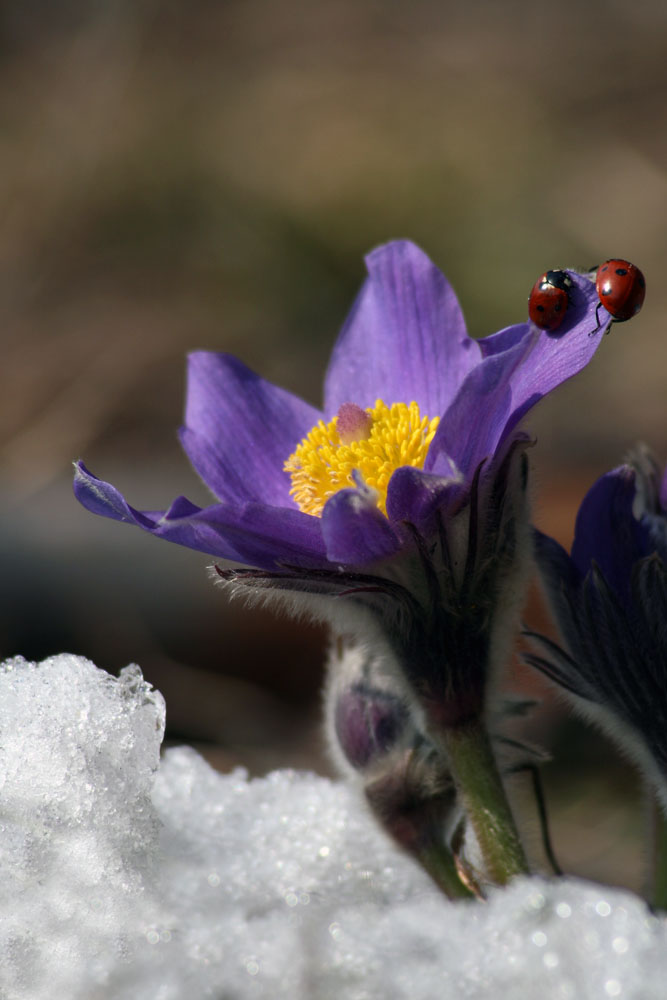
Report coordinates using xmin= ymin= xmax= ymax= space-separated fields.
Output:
xmin=1 ymin=0 xmax=666 ymax=891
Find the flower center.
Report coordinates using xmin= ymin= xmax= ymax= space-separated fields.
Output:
xmin=284 ymin=399 xmax=440 ymax=517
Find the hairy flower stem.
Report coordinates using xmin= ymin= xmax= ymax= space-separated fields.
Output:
xmin=647 ymin=794 xmax=667 ymax=911
xmin=437 ymin=721 xmax=529 ymax=885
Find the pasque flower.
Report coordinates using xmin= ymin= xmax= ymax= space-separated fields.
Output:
xmin=75 ymin=240 xmax=606 ymax=884
xmin=75 ymin=241 xmax=603 ymax=726
xmin=526 ymin=448 xmax=667 ymax=810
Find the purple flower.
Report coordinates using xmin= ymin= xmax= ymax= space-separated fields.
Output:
xmin=75 ymin=240 xmax=604 ymax=729
xmin=526 ymin=448 xmax=667 ymax=806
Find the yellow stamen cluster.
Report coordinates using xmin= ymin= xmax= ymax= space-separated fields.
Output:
xmin=284 ymin=399 xmax=440 ymax=517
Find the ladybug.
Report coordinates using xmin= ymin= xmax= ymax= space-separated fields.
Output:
xmin=528 ymin=269 xmax=573 ymax=332
xmin=592 ymin=259 xmax=646 ymax=334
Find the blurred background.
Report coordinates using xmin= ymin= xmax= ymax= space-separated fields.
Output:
xmin=1 ymin=0 xmax=666 ymax=891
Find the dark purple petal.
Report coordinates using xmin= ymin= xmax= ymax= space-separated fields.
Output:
xmin=324 ymin=240 xmax=477 ymax=419
xmin=626 ymin=447 xmax=667 ymax=561
xmin=180 ymin=352 xmax=322 ymax=507
xmin=386 ymin=465 xmax=466 ymax=529
xmin=321 ymin=485 xmax=402 ymax=565
xmin=571 ymin=466 xmax=653 ymax=601
xmin=425 ymin=335 xmax=531 ymax=477
xmin=74 ymin=462 xmax=328 ymax=569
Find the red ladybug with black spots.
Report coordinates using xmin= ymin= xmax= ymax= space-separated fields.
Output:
xmin=592 ymin=259 xmax=645 ymax=334
xmin=528 ymin=269 xmax=573 ymax=332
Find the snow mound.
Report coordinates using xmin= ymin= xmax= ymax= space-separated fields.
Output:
xmin=0 ymin=654 xmax=664 ymax=999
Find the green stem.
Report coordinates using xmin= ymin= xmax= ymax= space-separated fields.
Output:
xmin=646 ymin=791 xmax=667 ymax=910
xmin=438 ymin=720 xmax=530 ymax=885
xmin=416 ymin=841 xmax=478 ymax=900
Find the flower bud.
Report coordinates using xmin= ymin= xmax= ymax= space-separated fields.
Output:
xmin=527 ymin=447 xmax=667 ymax=812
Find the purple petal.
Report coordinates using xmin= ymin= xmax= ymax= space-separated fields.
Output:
xmin=181 ymin=352 xmax=322 ymax=507
xmin=478 ymin=322 xmax=529 ymax=358
xmin=324 ymin=240 xmax=477 ymax=419
xmin=386 ymin=465 xmax=466 ymax=530
xmin=571 ymin=466 xmax=653 ymax=601
xmin=500 ymin=271 xmax=607 ymax=439
xmin=74 ymin=462 xmax=328 ymax=569
xmin=425 ymin=334 xmax=532 ymax=477
xmin=321 ymin=484 xmax=402 ymax=566
xmin=73 ymin=461 xmax=162 ymax=530
xmin=176 ymin=501 xmax=329 ymax=569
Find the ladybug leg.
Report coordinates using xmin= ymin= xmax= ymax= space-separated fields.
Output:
xmin=589 ymin=300 xmax=604 ymax=337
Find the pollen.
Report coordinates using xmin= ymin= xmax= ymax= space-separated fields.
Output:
xmin=284 ymin=399 xmax=440 ymax=517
